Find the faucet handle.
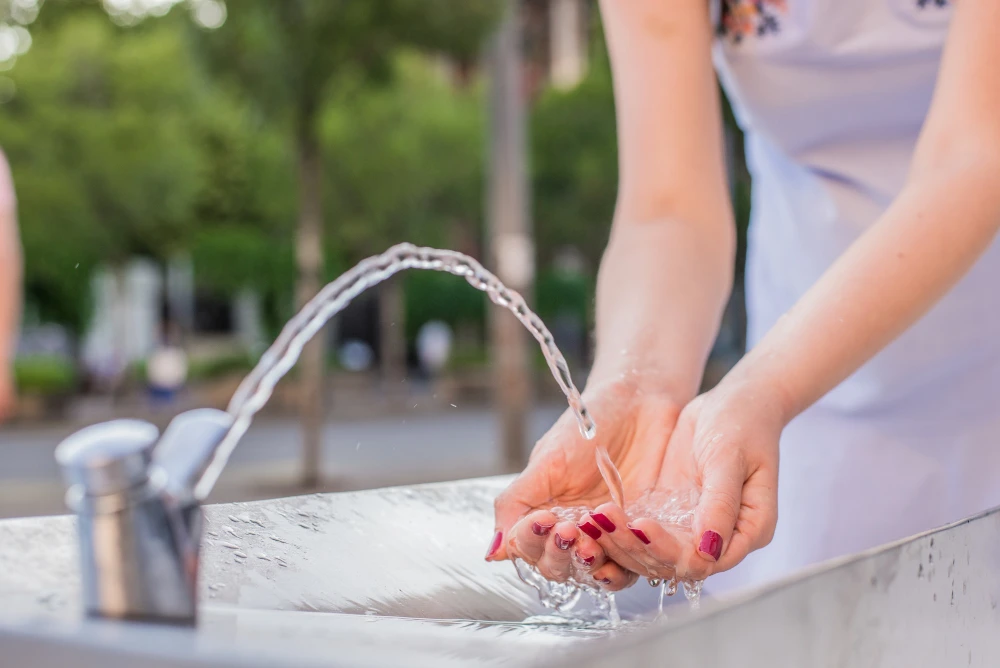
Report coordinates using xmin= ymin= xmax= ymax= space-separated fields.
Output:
xmin=55 ymin=420 xmax=160 ymax=497
xmin=152 ymin=408 xmax=234 ymax=501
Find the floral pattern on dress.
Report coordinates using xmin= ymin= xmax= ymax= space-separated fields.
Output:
xmin=718 ymin=0 xmax=787 ymax=44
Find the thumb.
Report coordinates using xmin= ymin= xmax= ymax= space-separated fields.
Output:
xmin=693 ymin=451 xmax=744 ymax=564
xmin=488 ymin=461 xmax=552 ymax=561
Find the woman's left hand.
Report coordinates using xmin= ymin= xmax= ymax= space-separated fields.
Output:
xmin=585 ymin=371 xmax=787 ymax=583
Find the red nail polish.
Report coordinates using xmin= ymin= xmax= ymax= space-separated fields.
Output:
xmin=485 ymin=531 xmax=503 ymax=560
xmin=574 ymin=552 xmax=595 ymax=567
xmin=554 ymin=533 xmax=577 ymax=550
xmin=628 ymin=525 xmax=651 ymax=545
xmin=699 ymin=530 xmax=723 ymax=561
xmin=591 ymin=513 xmax=616 ymax=533
xmin=532 ymin=522 xmax=553 ymax=536
xmin=578 ymin=522 xmax=602 ymax=540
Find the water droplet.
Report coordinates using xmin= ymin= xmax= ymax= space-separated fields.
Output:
xmin=450 ymin=403 xmax=457 ymax=408
xmin=228 ymin=515 xmax=240 ymax=523
xmin=298 ymin=523 xmax=311 ymax=530
xmin=256 ymin=553 xmax=270 ymax=560
xmin=269 ymin=535 xmax=288 ymax=544
xmin=234 ymin=551 xmax=248 ymax=559
xmin=223 ymin=526 xmax=238 ymax=536
xmin=221 ymin=542 xmax=240 ymax=550
xmin=208 ymin=583 xmax=226 ymax=591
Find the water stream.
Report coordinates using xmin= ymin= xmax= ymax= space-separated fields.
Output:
xmin=216 ymin=243 xmax=703 ymax=623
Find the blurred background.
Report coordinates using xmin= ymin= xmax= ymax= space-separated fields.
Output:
xmin=0 ymin=0 xmax=750 ymax=518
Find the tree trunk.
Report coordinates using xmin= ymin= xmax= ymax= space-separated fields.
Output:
xmin=379 ymin=276 xmax=406 ymax=401
xmin=295 ymin=112 xmax=325 ymax=489
xmin=487 ymin=1 xmax=533 ymax=472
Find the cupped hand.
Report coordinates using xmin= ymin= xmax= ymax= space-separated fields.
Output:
xmin=488 ymin=376 xmax=683 ymax=591
xmin=593 ymin=372 xmax=785 ymax=583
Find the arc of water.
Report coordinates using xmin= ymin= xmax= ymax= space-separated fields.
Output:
xmin=192 ymin=243 xmax=596 ymax=500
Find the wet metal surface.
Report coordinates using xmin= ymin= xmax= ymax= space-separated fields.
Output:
xmin=2 ymin=476 xmax=1000 ymax=666
xmin=0 ymin=477 xmax=672 ymax=667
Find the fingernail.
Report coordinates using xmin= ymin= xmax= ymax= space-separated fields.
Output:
xmin=578 ymin=522 xmax=602 ymax=540
xmin=531 ymin=522 xmax=553 ymax=536
xmin=485 ymin=531 xmax=503 ymax=560
xmin=699 ymin=530 xmax=723 ymax=561
xmin=628 ymin=525 xmax=651 ymax=545
xmin=574 ymin=552 xmax=595 ymax=567
xmin=554 ymin=533 xmax=577 ymax=550
xmin=591 ymin=513 xmax=616 ymax=533
xmin=596 ymin=577 xmax=612 ymax=585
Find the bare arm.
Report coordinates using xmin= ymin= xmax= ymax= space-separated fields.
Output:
xmin=590 ymin=0 xmax=734 ymax=402
xmin=0 ymin=150 xmax=22 ymax=413
xmin=732 ymin=0 xmax=1000 ymax=421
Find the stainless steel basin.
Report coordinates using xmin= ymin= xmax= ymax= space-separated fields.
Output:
xmin=3 ymin=475 xmax=1000 ymax=667
xmin=0 ymin=477 xmax=678 ymax=667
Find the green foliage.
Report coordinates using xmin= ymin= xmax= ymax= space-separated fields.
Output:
xmin=322 ymin=53 xmax=486 ymax=261
xmin=187 ymin=351 xmax=256 ymax=382
xmin=404 ymin=271 xmax=486 ymax=342
xmin=2 ymin=5 xmax=205 ymax=330
xmin=191 ymin=0 xmax=501 ymax=127
xmin=190 ymin=226 xmax=293 ymax=298
xmin=535 ymin=270 xmax=593 ymax=324
xmin=14 ymin=356 xmax=77 ymax=395
xmin=531 ymin=27 xmax=617 ymax=273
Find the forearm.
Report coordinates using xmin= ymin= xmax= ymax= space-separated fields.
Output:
xmin=591 ymin=0 xmax=734 ymax=401
xmin=590 ymin=218 xmax=734 ymax=401
xmin=735 ymin=157 xmax=1000 ymax=421
xmin=0 ymin=213 xmax=21 ymax=367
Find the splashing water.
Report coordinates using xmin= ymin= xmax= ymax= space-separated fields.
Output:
xmin=516 ymin=487 xmax=705 ymax=620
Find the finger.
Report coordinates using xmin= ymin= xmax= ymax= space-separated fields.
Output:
xmin=536 ymin=521 xmax=579 ymax=581
xmin=489 ymin=462 xmax=553 ymax=561
xmin=714 ymin=466 xmax=778 ymax=573
xmin=583 ymin=503 xmax=648 ymax=575
xmin=621 ymin=517 xmax=684 ymax=581
xmin=507 ymin=510 xmax=560 ymax=565
xmin=571 ymin=526 xmax=608 ymax=572
xmin=692 ymin=451 xmax=745 ymax=567
xmin=591 ymin=560 xmax=638 ymax=592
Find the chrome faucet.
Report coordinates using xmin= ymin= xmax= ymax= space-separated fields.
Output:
xmin=55 ymin=408 xmax=235 ymax=624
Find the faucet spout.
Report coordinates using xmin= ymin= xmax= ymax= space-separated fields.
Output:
xmin=54 ymin=410 xmax=234 ymax=624
xmin=152 ymin=408 xmax=234 ymax=502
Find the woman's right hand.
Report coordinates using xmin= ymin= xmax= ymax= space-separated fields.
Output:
xmin=487 ymin=375 xmax=684 ymax=591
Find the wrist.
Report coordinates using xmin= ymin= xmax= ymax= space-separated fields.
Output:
xmin=587 ymin=353 xmax=700 ymax=405
xmin=715 ymin=352 xmax=799 ymax=428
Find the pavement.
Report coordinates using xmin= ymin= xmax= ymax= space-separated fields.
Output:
xmin=0 ymin=405 xmax=565 ymax=519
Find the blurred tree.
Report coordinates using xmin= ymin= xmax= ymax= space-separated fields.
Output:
xmin=321 ymin=53 xmax=486 ymax=374
xmin=191 ymin=0 xmax=501 ymax=486
xmin=0 ymin=5 xmax=203 ymax=355
xmin=530 ymin=21 xmax=615 ymax=276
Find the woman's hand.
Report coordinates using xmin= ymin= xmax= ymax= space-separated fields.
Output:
xmin=488 ymin=375 xmax=683 ymax=591
xmin=592 ymin=371 xmax=786 ymax=582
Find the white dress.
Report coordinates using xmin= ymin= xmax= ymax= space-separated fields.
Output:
xmin=708 ymin=0 xmax=1000 ymax=592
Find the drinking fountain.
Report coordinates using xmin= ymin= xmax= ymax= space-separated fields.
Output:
xmin=3 ymin=243 xmax=999 ymax=665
